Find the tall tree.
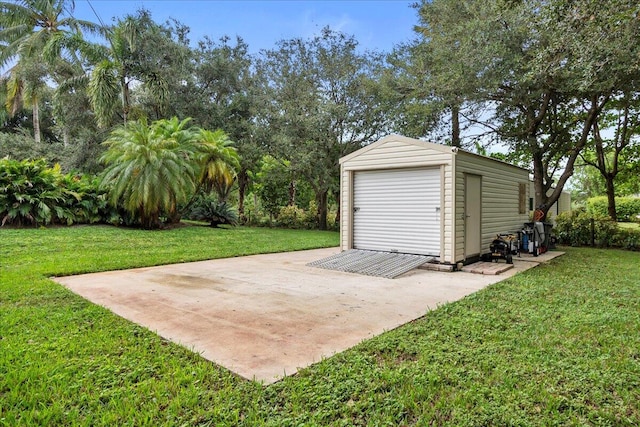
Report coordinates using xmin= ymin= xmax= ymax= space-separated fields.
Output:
xmin=129 ymin=17 xmax=192 ymax=122
xmin=381 ymin=42 xmax=441 ymax=141
xmin=581 ymin=93 xmax=640 ymax=220
xmin=3 ymin=56 xmax=47 ymax=142
xmin=86 ymin=10 xmax=172 ymax=128
xmin=0 ymin=0 xmax=99 ymax=142
xmin=180 ymin=36 xmax=259 ymax=221
xmin=257 ymin=28 xmax=390 ymax=229
xmin=412 ymin=0 xmax=640 ymax=219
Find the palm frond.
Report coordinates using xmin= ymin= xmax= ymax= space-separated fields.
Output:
xmin=88 ymin=60 xmax=120 ymax=128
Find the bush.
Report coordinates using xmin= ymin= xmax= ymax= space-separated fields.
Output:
xmin=610 ymin=228 xmax=640 ymax=251
xmin=277 ymin=205 xmax=306 ymax=228
xmin=555 ymin=208 xmax=640 ymax=250
xmin=276 ymin=201 xmax=321 ymax=229
xmin=61 ymin=174 xmax=120 ymax=225
xmin=0 ymin=158 xmax=67 ymax=226
xmin=618 ymin=198 xmax=640 ymax=222
xmin=0 ymin=158 xmax=116 ymax=227
xmin=186 ymin=196 xmax=238 ymax=227
xmin=587 ymin=196 xmax=640 ymax=222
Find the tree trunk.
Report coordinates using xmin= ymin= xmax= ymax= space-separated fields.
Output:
xmin=62 ymin=127 xmax=70 ymax=147
xmin=288 ymin=179 xmax=296 ymax=206
xmin=317 ymin=189 xmax=328 ymax=230
xmin=122 ymin=78 xmax=130 ymax=125
xmin=237 ymin=169 xmax=248 ymax=223
xmin=451 ymin=104 xmax=460 ymax=147
xmin=592 ymin=120 xmax=622 ymax=222
xmin=334 ymin=189 xmax=340 ymax=225
xmin=532 ymin=96 xmax=607 ymax=221
xmin=605 ymin=175 xmax=617 ymax=221
xmin=531 ymin=147 xmax=547 ymax=219
xmin=32 ymin=98 xmax=41 ymax=144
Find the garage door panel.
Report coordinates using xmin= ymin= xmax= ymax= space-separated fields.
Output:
xmin=353 ymin=168 xmax=441 ymax=256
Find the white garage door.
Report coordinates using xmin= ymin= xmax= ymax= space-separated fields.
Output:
xmin=353 ymin=168 xmax=441 ymax=256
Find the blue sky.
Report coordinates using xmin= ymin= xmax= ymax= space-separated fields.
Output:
xmin=72 ymin=0 xmax=419 ymax=53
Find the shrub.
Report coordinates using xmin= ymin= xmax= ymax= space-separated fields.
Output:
xmin=0 ymin=132 xmax=62 ymax=163
xmin=0 ymin=158 xmax=119 ymax=227
xmin=0 ymin=158 xmax=68 ymax=226
xmin=611 ymin=228 xmax=640 ymax=251
xmin=618 ymin=198 xmax=640 ymax=222
xmin=187 ymin=196 xmax=238 ymax=227
xmin=61 ymin=174 xmax=121 ymax=225
xmin=306 ymin=200 xmax=319 ymax=229
xmin=276 ymin=201 xmax=323 ymax=229
xmin=99 ymin=118 xmax=238 ymax=229
xmin=277 ymin=205 xmax=306 ymax=228
xmin=555 ymin=208 xmax=640 ymax=250
xmin=586 ymin=196 xmax=640 ymax=222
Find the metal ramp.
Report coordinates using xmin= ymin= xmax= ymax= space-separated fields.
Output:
xmin=307 ymin=249 xmax=434 ymax=279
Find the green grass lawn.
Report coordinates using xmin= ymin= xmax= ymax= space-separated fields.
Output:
xmin=619 ymin=222 xmax=640 ymax=230
xmin=1 ymin=225 xmax=639 ymax=426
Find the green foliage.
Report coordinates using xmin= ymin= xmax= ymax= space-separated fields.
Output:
xmin=611 ymin=227 xmax=640 ymax=251
xmin=99 ymin=117 xmax=240 ymax=228
xmin=0 ymin=158 xmax=113 ymax=227
xmin=276 ymin=205 xmax=317 ymax=229
xmin=0 ymin=158 xmax=66 ymax=226
xmin=252 ymin=156 xmax=292 ymax=218
xmin=0 ymin=131 xmax=57 ymax=160
xmin=587 ymin=196 xmax=640 ymax=222
xmin=555 ymin=208 xmax=640 ymax=250
xmin=60 ymin=173 xmax=119 ymax=225
xmin=0 ymin=0 xmax=102 ymax=144
xmin=100 ymin=118 xmax=196 ymax=228
xmin=256 ymin=28 xmax=389 ymax=229
xmin=276 ymin=201 xmax=331 ymax=230
xmin=412 ymin=0 xmax=640 ymax=216
xmin=196 ymin=128 xmax=240 ymax=201
xmin=187 ymin=196 xmax=238 ymax=227
xmin=85 ymin=10 xmax=180 ymax=128
xmin=0 ymin=131 xmax=109 ymax=174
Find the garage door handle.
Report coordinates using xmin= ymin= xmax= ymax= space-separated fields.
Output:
xmin=353 ymin=207 xmax=360 ymax=212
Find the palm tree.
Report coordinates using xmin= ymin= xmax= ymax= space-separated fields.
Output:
xmin=100 ymin=116 xmax=241 ymax=228
xmin=99 ymin=117 xmax=197 ymax=229
xmin=87 ymin=11 xmax=168 ymax=128
xmin=195 ymin=129 xmax=240 ymax=201
xmin=0 ymin=0 xmax=100 ymax=142
xmin=154 ymin=119 xmax=240 ymax=222
xmin=4 ymin=57 xmax=48 ymax=142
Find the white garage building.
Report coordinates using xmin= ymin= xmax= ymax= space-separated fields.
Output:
xmin=339 ymin=135 xmax=530 ymax=265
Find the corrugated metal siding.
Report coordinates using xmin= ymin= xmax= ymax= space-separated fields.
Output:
xmin=455 ymin=152 xmax=530 ymax=262
xmin=353 ymin=168 xmax=441 ymax=256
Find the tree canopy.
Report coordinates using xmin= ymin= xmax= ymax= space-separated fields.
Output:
xmin=256 ymin=28 xmax=390 ymax=229
xmin=411 ymin=0 xmax=640 ymax=218
xmin=2 ymin=1 xmax=640 ymax=228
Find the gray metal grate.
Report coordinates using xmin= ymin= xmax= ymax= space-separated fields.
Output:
xmin=308 ymin=250 xmax=434 ymax=279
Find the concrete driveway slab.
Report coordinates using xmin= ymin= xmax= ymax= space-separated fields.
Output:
xmin=54 ymin=247 xmax=555 ymax=384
